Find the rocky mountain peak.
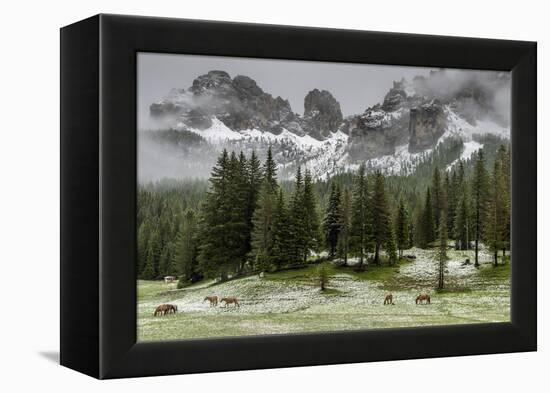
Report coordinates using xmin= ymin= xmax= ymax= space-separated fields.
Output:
xmin=303 ymin=89 xmax=343 ymax=140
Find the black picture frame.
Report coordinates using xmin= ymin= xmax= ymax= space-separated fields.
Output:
xmin=60 ymin=14 xmax=537 ymax=379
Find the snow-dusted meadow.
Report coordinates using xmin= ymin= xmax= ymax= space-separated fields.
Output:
xmin=137 ymin=246 xmax=510 ymax=341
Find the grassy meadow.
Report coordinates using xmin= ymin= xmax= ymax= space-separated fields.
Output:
xmin=137 ymin=245 xmax=510 ymax=341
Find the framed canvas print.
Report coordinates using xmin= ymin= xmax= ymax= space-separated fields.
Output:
xmin=60 ymin=14 xmax=536 ymax=379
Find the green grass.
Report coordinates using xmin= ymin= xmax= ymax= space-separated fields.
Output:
xmin=137 ymin=247 xmax=511 ymax=341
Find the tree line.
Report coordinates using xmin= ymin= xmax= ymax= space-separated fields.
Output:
xmin=137 ymin=142 xmax=510 ymax=287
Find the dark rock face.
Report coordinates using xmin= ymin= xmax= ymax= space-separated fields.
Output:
xmin=302 ymin=89 xmax=343 ymax=139
xmin=408 ymin=100 xmax=447 ymax=153
xmin=381 ymin=80 xmax=408 ymax=112
xmin=341 ymin=105 xmax=409 ymax=160
xmin=151 ymin=70 xmax=299 ymax=134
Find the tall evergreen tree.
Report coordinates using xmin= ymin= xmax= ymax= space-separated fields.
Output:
xmin=263 ymin=145 xmax=278 ymax=193
xmin=197 ymin=150 xmax=233 ymax=280
xmin=142 ymin=229 xmax=160 ymax=279
xmin=350 ymin=164 xmax=369 ymax=269
xmin=485 ymin=158 xmax=506 ymax=266
xmin=173 ymin=210 xmax=198 ymax=284
xmin=419 ymin=187 xmax=435 ymax=248
xmin=437 ymin=212 xmax=448 ymax=289
xmin=272 ymin=189 xmax=293 ymax=269
xmin=497 ymin=145 xmax=511 ymax=257
xmin=371 ymin=171 xmax=390 ymax=265
xmin=395 ymin=199 xmax=409 ymax=258
xmin=323 ymin=181 xmax=342 ymax=258
xmin=386 ymin=218 xmax=398 ymax=266
xmin=288 ymin=167 xmax=304 ymax=262
xmin=301 ymin=169 xmax=322 ymax=263
xmin=431 ymin=167 xmax=442 ymax=235
xmin=471 ymin=149 xmax=489 ymax=267
xmin=250 ymin=182 xmax=276 ymax=272
xmin=337 ymin=187 xmax=352 ymax=265
xmin=454 ymin=192 xmax=470 ymax=250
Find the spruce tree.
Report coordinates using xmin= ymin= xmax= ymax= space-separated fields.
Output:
xmin=263 ymin=145 xmax=278 ymax=193
xmin=454 ymin=193 xmax=470 ymax=250
xmin=174 ymin=209 xmax=198 ymax=285
xmin=337 ymin=187 xmax=352 ymax=265
xmin=142 ymin=229 xmax=160 ymax=279
xmin=485 ymin=158 xmax=506 ymax=266
xmin=245 ymin=150 xmax=264 ymax=255
xmin=395 ymin=199 xmax=409 ymax=258
xmin=431 ymin=167 xmax=442 ymax=235
xmin=250 ymin=182 xmax=276 ymax=272
xmin=302 ymin=169 xmax=322 ymax=263
xmin=371 ymin=171 xmax=390 ymax=265
xmin=197 ymin=150 xmax=233 ymax=280
xmin=471 ymin=149 xmax=489 ymax=267
xmin=350 ymin=164 xmax=369 ymax=269
xmin=323 ymin=181 xmax=342 ymax=258
xmin=289 ymin=167 xmax=305 ymax=263
xmin=272 ymin=189 xmax=293 ymax=269
xmin=386 ymin=218 xmax=398 ymax=266
xmin=420 ymin=187 xmax=435 ymax=248
xmin=437 ymin=212 xmax=448 ymax=290
xmin=137 ymin=220 xmax=151 ymax=275
xmin=497 ymin=145 xmax=511 ymax=257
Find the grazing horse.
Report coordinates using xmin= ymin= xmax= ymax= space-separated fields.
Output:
xmin=416 ymin=294 xmax=431 ymax=305
xmin=204 ymin=296 xmax=218 ymax=307
xmin=383 ymin=293 xmax=394 ymax=305
xmin=154 ymin=304 xmax=177 ymax=316
xmin=221 ymin=297 xmax=240 ymax=308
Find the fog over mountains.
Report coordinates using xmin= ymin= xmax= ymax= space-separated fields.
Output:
xmin=138 ymin=68 xmax=510 ymax=182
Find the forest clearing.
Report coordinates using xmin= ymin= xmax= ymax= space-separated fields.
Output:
xmin=137 ymin=245 xmax=510 ymax=341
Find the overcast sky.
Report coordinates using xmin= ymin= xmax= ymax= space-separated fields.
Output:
xmin=137 ymin=52 xmax=438 ymax=129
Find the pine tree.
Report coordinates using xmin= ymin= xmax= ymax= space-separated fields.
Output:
xmin=263 ymin=145 xmax=278 ymax=193
xmin=197 ymin=150 xmax=233 ymax=280
xmin=272 ymin=189 xmax=293 ymax=269
xmin=245 ymin=150 xmax=264 ymax=258
xmin=386 ymin=218 xmax=398 ymax=266
xmin=137 ymin=220 xmax=151 ymax=275
xmin=250 ymin=182 xmax=276 ymax=272
xmin=454 ymin=192 xmax=470 ymax=250
xmin=395 ymin=199 xmax=409 ymax=258
xmin=371 ymin=171 xmax=390 ymax=265
xmin=485 ymin=158 xmax=506 ymax=266
xmin=471 ymin=149 xmax=489 ymax=267
xmin=173 ymin=209 xmax=198 ymax=285
xmin=432 ymin=167 xmax=442 ymax=236
xmin=420 ymin=187 xmax=435 ymax=248
xmin=323 ymin=181 xmax=342 ymax=258
xmin=497 ymin=145 xmax=511 ymax=258
xmin=289 ymin=167 xmax=305 ymax=263
xmin=302 ymin=169 xmax=322 ymax=263
xmin=350 ymin=164 xmax=369 ymax=269
xmin=445 ymin=171 xmax=454 ymax=236
xmin=337 ymin=188 xmax=352 ymax=265
xmin=437 ymin=212 xmax=448 ymax=290
xmin=142 ymin=229 xmax=160 ymax=279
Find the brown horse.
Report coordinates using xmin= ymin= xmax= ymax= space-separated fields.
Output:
xmin=383 ymin=293 xmax=394 ymax=305
xmin=221 ymin=297 xmax=240 ymax=308
xmin=416 ymin=294 xmax=431 ymax=305
xmin=204 ymin=296 xmax=218 ymax=307
xmin=154 ymin=304 xmax=177 ymax=316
